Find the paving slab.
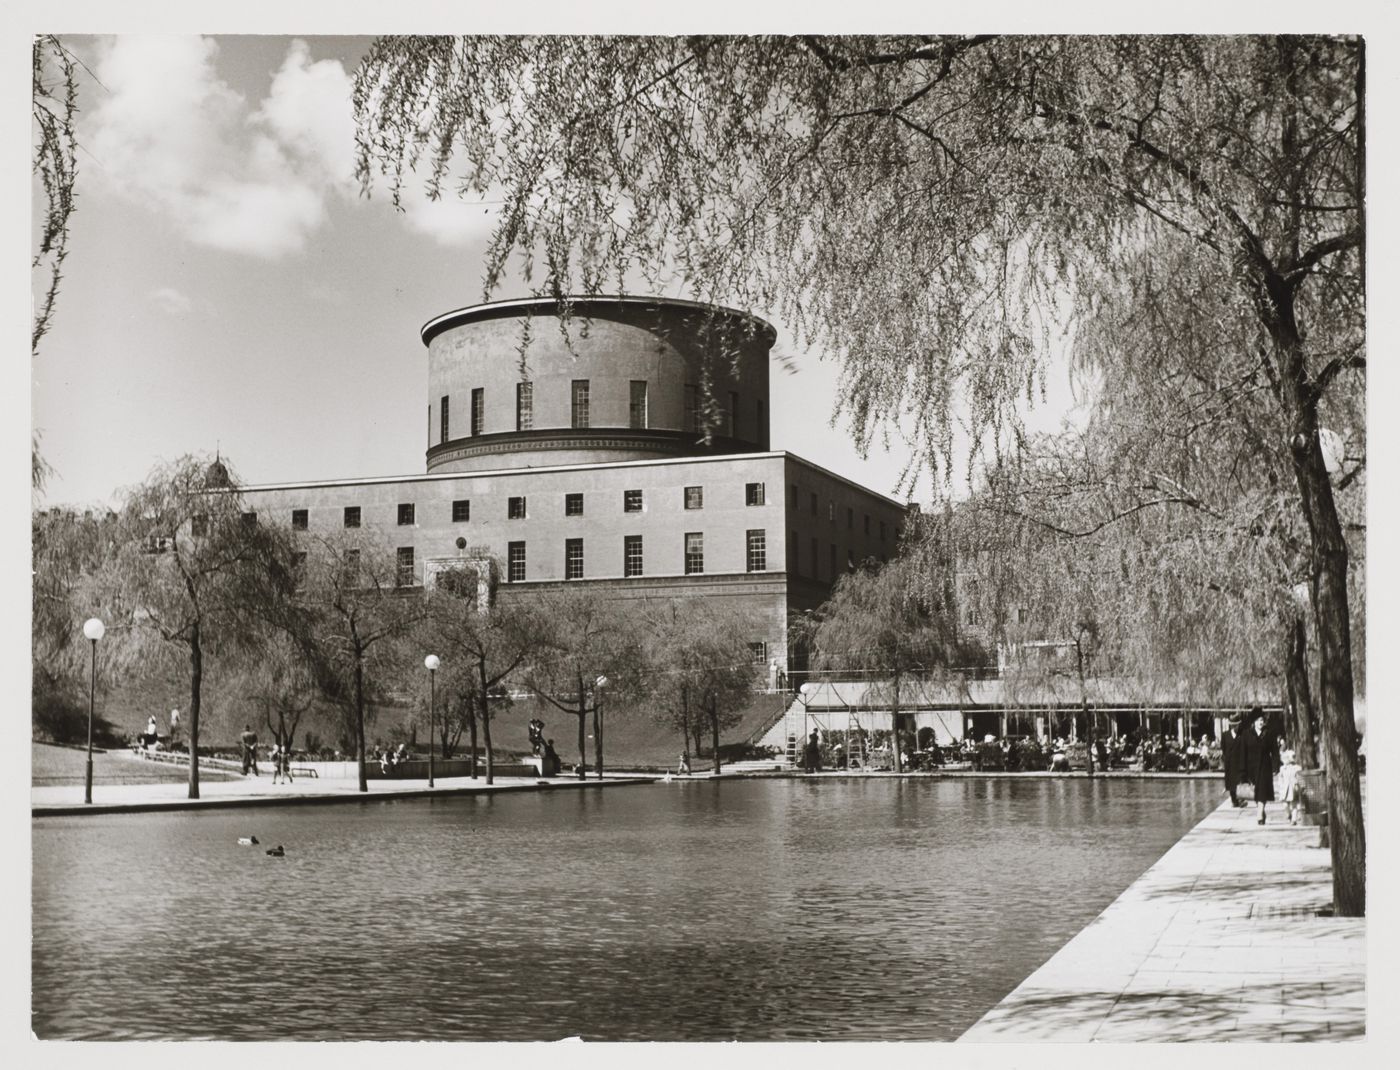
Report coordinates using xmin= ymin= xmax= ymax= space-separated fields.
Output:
xmin=960 ymin=796 xmax=1366 ymax=1043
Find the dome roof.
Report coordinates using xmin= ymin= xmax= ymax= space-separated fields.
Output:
xmin=203 ymin=456 xmax=232 ymax=489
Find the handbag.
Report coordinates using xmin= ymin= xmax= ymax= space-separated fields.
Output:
xmin=1236 ymin=780 xmax=1256 ymax=802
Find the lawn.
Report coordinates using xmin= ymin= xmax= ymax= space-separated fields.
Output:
xmin=31 ymin=741 xmax=240 ymax=786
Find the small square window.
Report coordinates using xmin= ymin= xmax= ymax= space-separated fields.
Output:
xmin=624 ymin=489 xmax=643 ymax=513
xmin=684 ymin=486 xmax=703 ymax=510
xmin=241 ymin=512 xmax=258 ymax=527
xmin=398 ymin=503 xmax=415 ymax=526
xmin=624 ymin=535 xmax=643 ymax=577
xmin=507 ymin=541 xmax=526 ymax=582
xmin=344 ymin=506 xmax=361 ymax=529
xmin=565 ymin=493 xmax=584 ymax=517
xmin=508 ymin=497 xmax=527 ymax=520
xmin=565 ymin=538 xmax=584 ymax=580
xmin=746 ymin=482 xmax=766 ymax=507
xmin=291 ymin=509 xmax=308 ymax=531
xmin=191 ymin=514 xmax=208 ymax=538
xmin=452 ymin=499 xmax=470 ymax=523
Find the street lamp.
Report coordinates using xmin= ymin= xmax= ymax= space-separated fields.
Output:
xmin=82 ymin=618 xmax=104 ymax=804
xmin=424 ymin=654 xmax=441 ymax=788
xmin=593 ymin=675 xmax=608 ymax=780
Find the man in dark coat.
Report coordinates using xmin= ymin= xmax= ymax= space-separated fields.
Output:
xmin=1220 ymin=712 xmax=1246 ymax=806
xmin=1240 ymin=706 xmax=1280 ymax=824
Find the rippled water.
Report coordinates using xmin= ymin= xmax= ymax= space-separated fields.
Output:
xmin=32 ymin=777 xmax=1217 ymax=1040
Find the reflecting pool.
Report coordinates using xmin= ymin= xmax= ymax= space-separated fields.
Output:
xmin=33 ymin=776 xmax=1218 ymax=1040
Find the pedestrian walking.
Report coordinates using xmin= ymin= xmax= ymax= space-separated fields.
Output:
xmin=1220 ymin=712 xmax=1246 ymax=806
xmin=677 ymin=750 xmax=691 ymax=776
xmin=1279 ymin=748 xmax=1302 ymax=824
xmin=1240 ymin=706 xmax=1280 ymax=824
xmin=270 ymin=744 xmax=285 ymax=784
xmin=240 ymin=725 xmax=259 ymax=776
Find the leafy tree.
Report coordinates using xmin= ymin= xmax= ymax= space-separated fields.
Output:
xmin=94 ymin=455 xmax=293 ymax=798
xmin=292 ymin=531 xmax=425 ymax=792
xmin=426 ymin=562 xmax=541 ymax=784
xmin=522 ymin=587 xmax=643 ymax=779
xmin=355 ymin=33 xmax=1366 ymax=914
xmin=803 ymin=552 xmax=970 ymax=773
xmin=644 ymin=601 xmax=761 ymax=773
xmin=231 ymin=628 xmax=323 ymax=755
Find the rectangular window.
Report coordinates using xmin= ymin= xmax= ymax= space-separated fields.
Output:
xmin=452 ymin=499 xmax=471 ymax=523
xmin=829 ymin=501 xmax=836 ymax=523
xmin=344 ymin=548 xmax=361 ymax=583
xmin=624 ymin=489 xmax=643 ymax=513
xmin=565 ymin=492 xmax=584 ymax=517
xmin=241 ymin=511 xmax=258 ymax=527
xmin=684 ymin=384 xmax=699 ymax=432
xmin=830 ymin=543 xmax=837 ymax=577
xmin=789 ymin=530 xmax=799 ymax=574
xmin=440 ymin=395 xmax=450 ymax=444
xmin=790 ymin=483 xmax=798 ymax=508
xmin=880 ymin=520 xmax=887 ymax=542
xmin=571 ymin=380 xmax=590 ymax=429
xmin=864 ymin=513 xmax=871 ymax=535
xmin=746 ymin=529 xmax=767 ymax=573
xmin=746 ymin=482 xmax=766 ymax=507
xmin=516 ymin=382 xmax=533 ymax=431
xmin=344 ymin=506 xmax=361 ymax=528
xmin=291 ymin=509 xmax=307 ymax=531
xmin=847 ymin=548 xmax=856 ymax=569
xmin=629 ymin=380 xmax=648 ymax=429
xmin=565 ymin=538 xmax=584 ymax=580
xmin=507 ymin=541 xmax=526 ymax=583
xmin=291 ymin=550 xmax=307 ymax=573
xmin=847 ymin=506 xmax=854 ymax=530
xmin=508 ymin=496 xmax=527 ymax=520
xmin=726 ymin=390 xmax=737 ymax=437
xmin=748 ymin=641 xmax=768 ymax=665
xmin=810 ymin=492 xmax=818 ymax=517
xmin=624 ymin=535 xmax=643 ymax=577
xmin=685 ymin=532 xmax=704 ymax=575
xmin=398 ymin=503 xmax=415 ymax=526
xmin=190 ymin=514 xmax=208 ymax=538
xmin=684 ymin=486 xmax=703 ymax=510
xmin=471 ymin=387 xmax=484 ymax=436
xmin=811 ymin=536 xmax=819 ymax=579
xmin=1017 ymin=607 xmax=1027 ymax=625
xmin=396 ymin=547 xmax=415 ymax=587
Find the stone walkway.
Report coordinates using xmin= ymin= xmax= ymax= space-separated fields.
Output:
xmin=961 ymin=797 xmax=1366 ymax=1042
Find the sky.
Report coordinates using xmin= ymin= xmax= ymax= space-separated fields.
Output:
xmin=27 ymin=33 xmax=1092 ymax=513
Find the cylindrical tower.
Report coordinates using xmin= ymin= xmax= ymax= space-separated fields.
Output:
xmin=420 ymin=296 xmax=775 ymax=473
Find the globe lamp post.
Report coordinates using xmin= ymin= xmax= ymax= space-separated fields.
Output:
xmin=424 ymin=655 xmax=441 ymax=788
xmin=82 ymin=618 xmax=105 ymax=804
xmin=594 ymin=675 xmax=609 ymax=780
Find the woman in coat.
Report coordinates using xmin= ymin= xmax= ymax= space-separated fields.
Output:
xmin=1239 ymin=706 xmax=1280 ymax=824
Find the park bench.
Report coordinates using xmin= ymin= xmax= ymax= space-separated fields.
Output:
xmin=290 ymin=766 xmax=319 ymax=779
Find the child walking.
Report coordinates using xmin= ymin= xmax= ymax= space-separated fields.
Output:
xmin=1279 ymin=748 xmax=1301 ymax=824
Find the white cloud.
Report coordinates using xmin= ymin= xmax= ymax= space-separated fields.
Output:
xmin=148 ymin=286 xmax=192 ymax=316
xmin=401 ymin=195 xmax=501 ymax=248
xmin=87 ymin=36 xmax=355 ymax=259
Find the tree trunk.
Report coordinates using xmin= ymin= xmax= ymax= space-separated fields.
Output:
xmin=1269 ymin=279 xmax=1365 ymax=916
xmin=468 ymin=699 xmax=478 ymax=779
xmin=355 ymin=647 xmax=368 ymax=793
xmin=710 ymin=694 xmax=721 ymax=774
xmin=186 ymin=625 xmax=202 ymax=799
xmin=479 ymin=663 xmax=494 ymax=785
xmin=1285 ymin=613 xmax=1319 ymax=769
xmin=575 ymin=680 xmax=587 ymax=779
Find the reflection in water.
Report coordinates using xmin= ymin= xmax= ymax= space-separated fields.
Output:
xmin=33 ymin=778 xmax=1217 ymax=1041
